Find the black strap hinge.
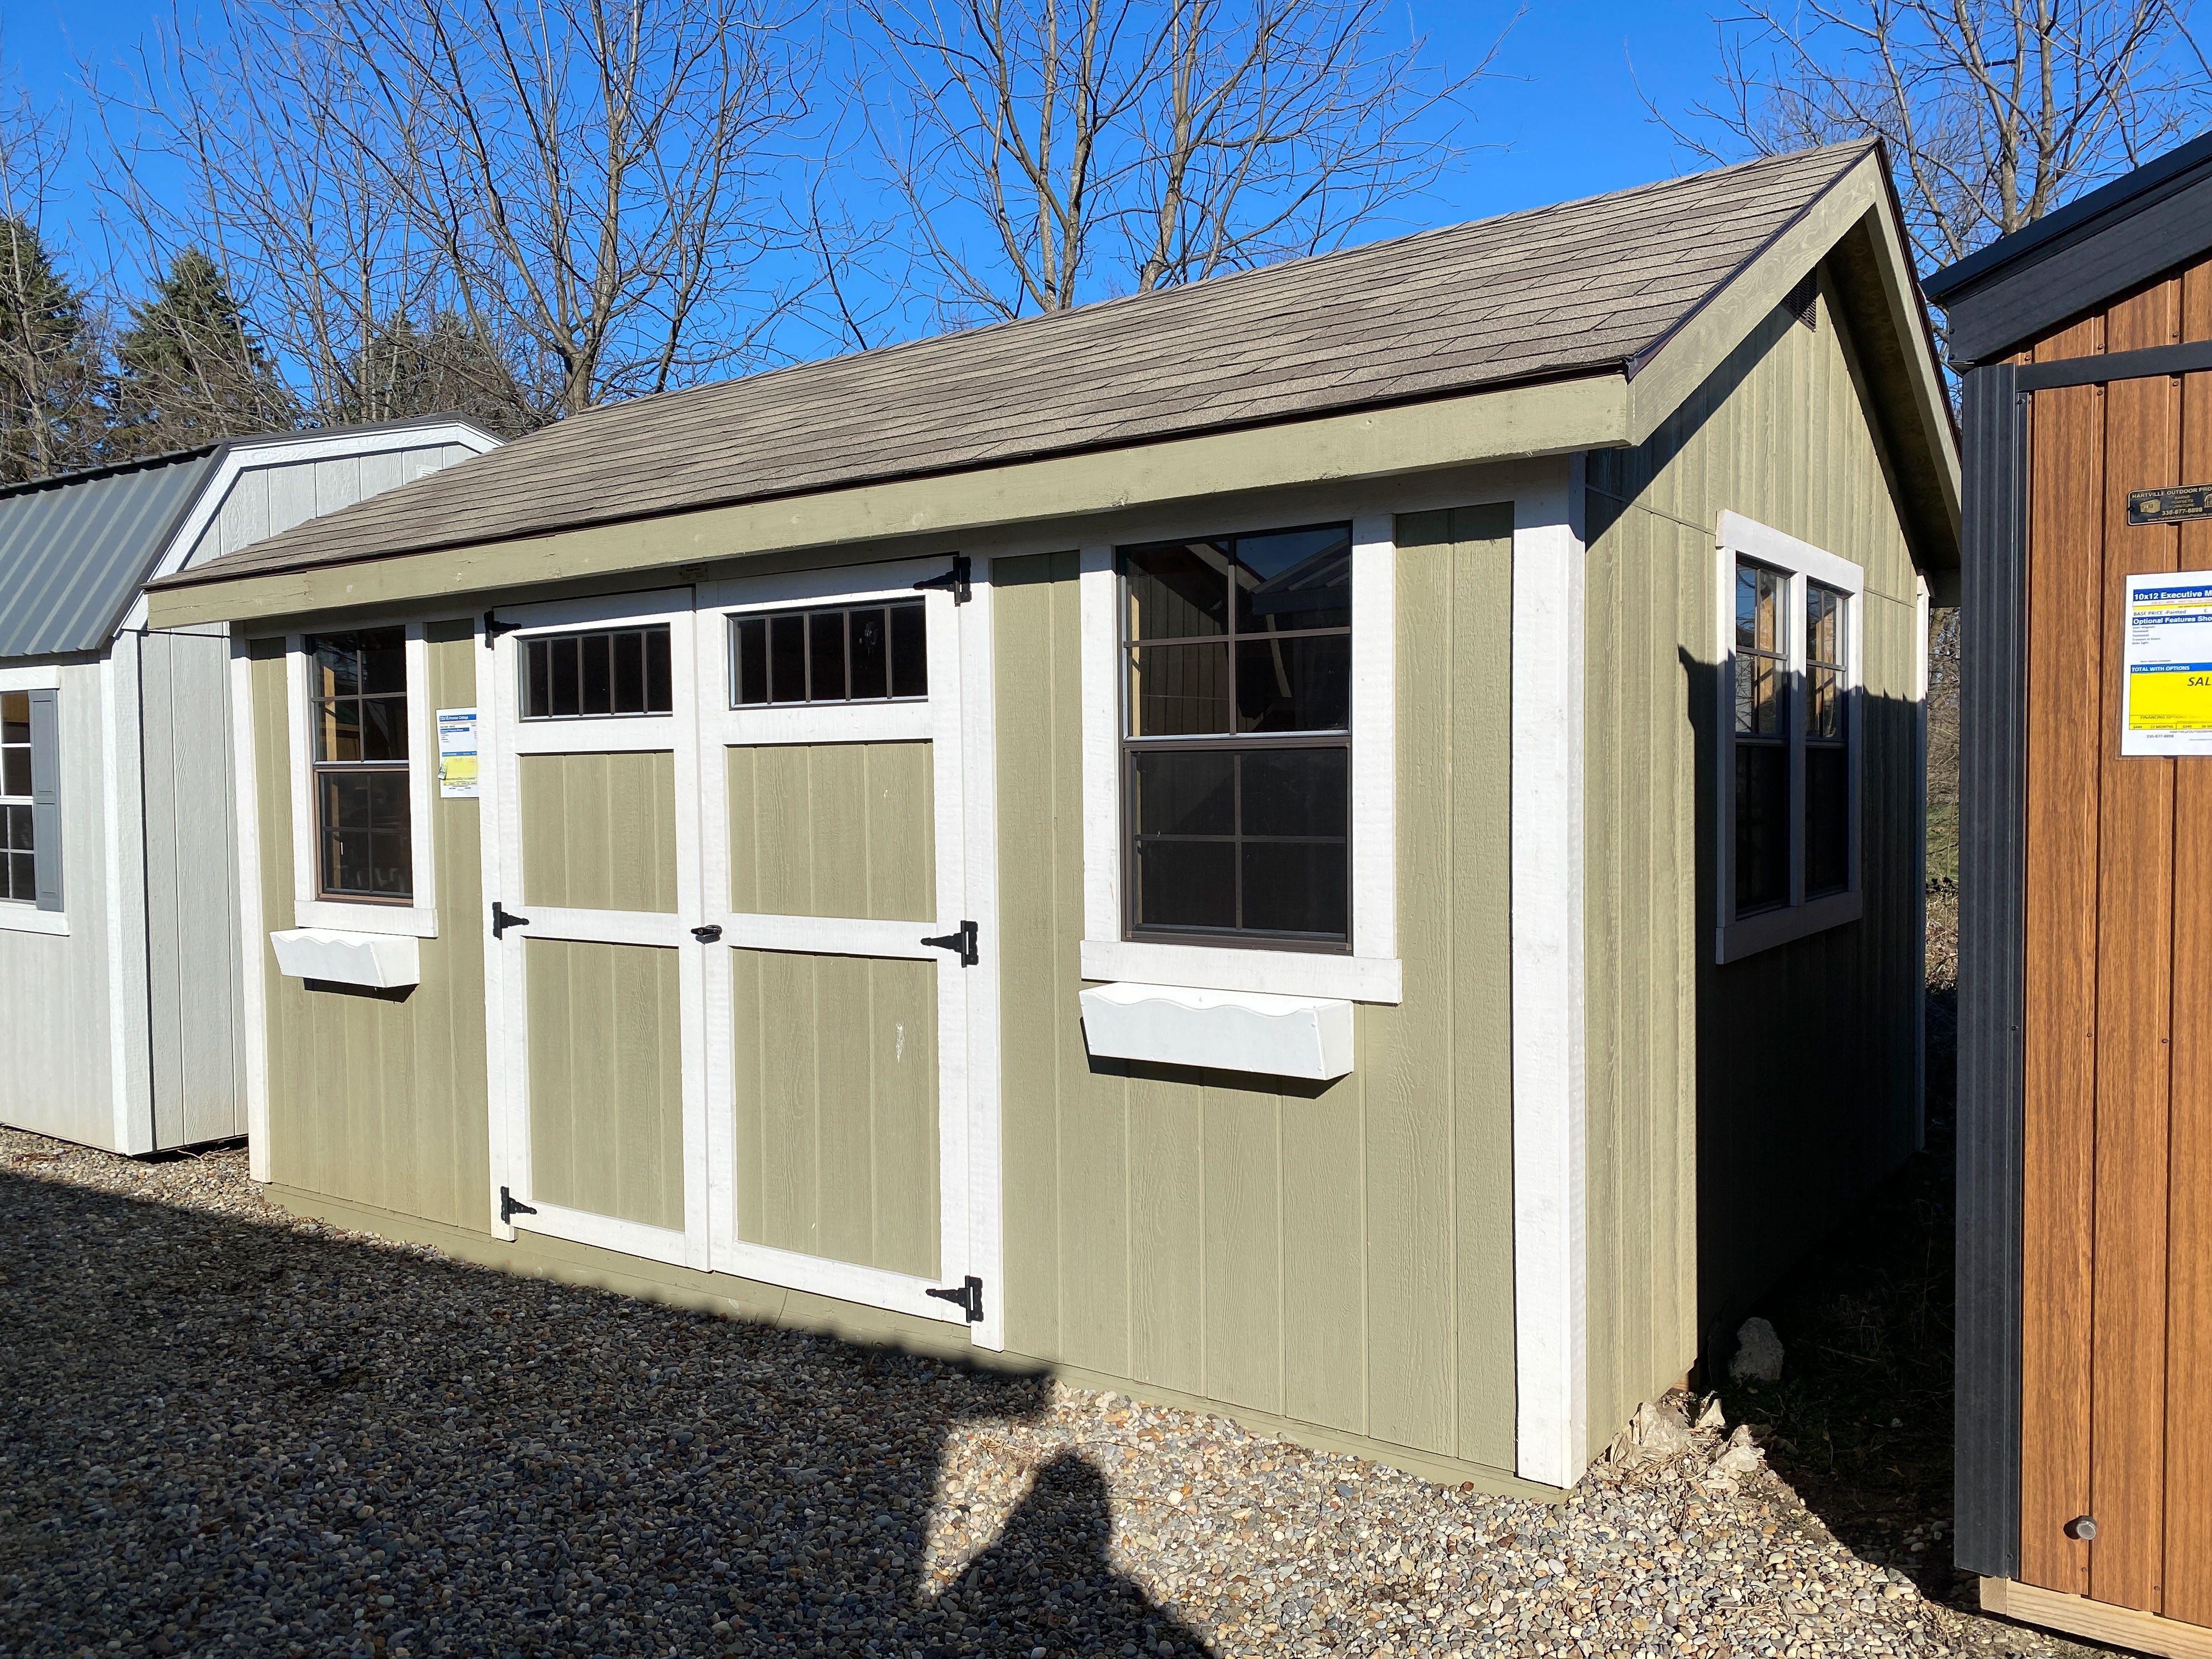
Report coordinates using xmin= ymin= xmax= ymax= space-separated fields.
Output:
xmin=913 ymin=555 xmax=970 ymax=605
xmin=483 ymin=611 xmax=527 ymax=649
xmin=500 ymin=1186 xmax=538 ymax=1225
xmin=492 ymin=901 xmax=531 ymax=939
xmin=926 ymin=1275 xmax=985 ymax=1322
xmin=919 ymin=919 xmax=978 ymax=966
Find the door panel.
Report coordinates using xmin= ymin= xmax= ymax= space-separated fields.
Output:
xmin=526 ymin=938 xmax=686 ymax=1231
xmin=730 ymin=948 xmax=940 ymax=1278
xmin=520 ymin=752 xmax=681 ymax=911
xmin=726 ymin=741 xmax=936 ymax=920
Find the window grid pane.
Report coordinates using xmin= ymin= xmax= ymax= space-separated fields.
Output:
xmin=1129 ymin=745 xmax=1348 ymax=943
xmin=306 ymin=628 xmax=413 ymax=902
xmin=729 ymin=601 xmax=927 ymax=707
xmin=522 ymin=626 xmax=675 ymax=720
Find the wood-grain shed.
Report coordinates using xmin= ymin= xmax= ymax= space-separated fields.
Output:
xmin=146 ymin=142 xmax=1956 ymax=1496
xmin=1929 ymin=132 xmax=2212 ymax=1657
xmin=0 ymin=418 xmax=498 ymax=1154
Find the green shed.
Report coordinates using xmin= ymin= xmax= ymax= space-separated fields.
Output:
xmin=146 ymin=140 xmax=1956 ymax=1498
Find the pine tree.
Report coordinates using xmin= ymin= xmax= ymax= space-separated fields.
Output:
xmin=110 ymin=248 xmax=296 ymax=455
xmin=0 ymin=216 xmax=104 ymax=484
xmin=336 ymin=311 xmax=541 ymax=438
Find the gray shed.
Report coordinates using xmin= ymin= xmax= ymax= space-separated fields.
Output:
xmin=0 ymin=419 xmax=499 ymax=1154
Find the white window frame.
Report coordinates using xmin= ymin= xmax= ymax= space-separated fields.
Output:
xmin=1714 ymin=510 xmax=1864 ymax=964
xmin=286 ymin=622 xmax=440 ymax=937
xmin=0 ymin=663 xmax=65 ymax=935
xmin=1077 ymin=510 xmax=1400 ymax=1003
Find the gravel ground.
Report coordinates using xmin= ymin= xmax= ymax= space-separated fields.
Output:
xmin=1 ymin=1128 xmax=2101 ymax=1659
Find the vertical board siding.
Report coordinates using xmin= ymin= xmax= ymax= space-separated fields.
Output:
xmin=526 ymin=938 xmax=685 ymax=1231
xmin=0 ymin=658 xmax=115 ymax=1146
xmin=519 ymin=751 xmax=679 ymax=912
xmin=729 ymin=949 xmax=940 ymax=1277
xmin=183 ymin=444 xmax=469 ymax=568
xmin=726 ymin=742 xmax=936 ymax=921
xmin=2012 ymin=262 xmax=2212 ymax=1624
xmin=140 ymin=626 xmax=247 ymax=1146
xmin=1583 ymin=270 xmax=1927 ymax=1457
xmin=253 ymin=625 xmax=489 ymax=1230
xmin=990 ymin=522 xmax=1518 ymax=1475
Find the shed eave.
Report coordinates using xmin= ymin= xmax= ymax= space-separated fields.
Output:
xmin=144 ymin=369 xmax=1634 ymax=630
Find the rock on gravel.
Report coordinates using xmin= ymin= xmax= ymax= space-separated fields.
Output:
xmin=0 ymin=1127 xmax=2100 ymax=1659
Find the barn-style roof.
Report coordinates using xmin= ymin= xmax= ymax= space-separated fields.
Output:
xmin=154 ymin=142 xmax=1939 ymax=597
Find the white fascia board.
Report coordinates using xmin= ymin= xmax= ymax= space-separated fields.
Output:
xmin=1511 ymin=455 xmax=1589 ymax=1488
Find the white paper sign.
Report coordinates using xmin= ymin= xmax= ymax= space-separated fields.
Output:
xmin=436 ymin=707 xmax=480 ymax=797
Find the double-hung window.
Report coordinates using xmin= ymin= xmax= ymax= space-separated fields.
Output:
xmin=1120 ymin=523 xmax=1353 ymax=949
xmin=308 ymin=629 xmax=412 ymax=901
xmin=1717 ymin=512 xmax=1863 ymax=962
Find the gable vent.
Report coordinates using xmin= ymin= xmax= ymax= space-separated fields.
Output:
xmin=1784 ymin=272 xmax=1820 ymax=331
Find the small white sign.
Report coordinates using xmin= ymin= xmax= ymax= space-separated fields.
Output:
xmin=436 ymin=707 xmax=480 ymax=797
xmin=2121 ymin=574 xmax=2212 ymax=756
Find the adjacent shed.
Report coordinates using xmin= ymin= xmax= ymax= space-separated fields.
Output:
xmin=1930 ymin=133 xmax=2212 ymax=1657
xmin=0 ymin=419 xmax=499 ymax=1154
xmin=149 ymin=143 xmax=1956 ymax=1495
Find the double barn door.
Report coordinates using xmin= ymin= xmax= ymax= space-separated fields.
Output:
xmin=2017 ymin=289 xmax=2212 ymax=1622
xmin=478 ymin=563 xmax=1001 ymax=1346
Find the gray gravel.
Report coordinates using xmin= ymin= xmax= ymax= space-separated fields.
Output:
xmin=1 ymin=1127 xmax=2098 ymax=1659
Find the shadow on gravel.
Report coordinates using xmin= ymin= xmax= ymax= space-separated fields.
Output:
xmin=1716 ymin=986 xmax=1963 ymax=1606
xmin=0 ymin=1167 xmax=1208 ymax=1659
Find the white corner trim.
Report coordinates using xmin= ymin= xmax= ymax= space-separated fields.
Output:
xmin=1078 ymin=545 xmax=1120 ymax=943
xmin=1076 ymin=518 xmax=1400 ymax=1002
xmin=1350 ymin=512 xmax=1397 ymax=963
xmin=960 ymin=564 xmax=1008 ymax=1352
xmin=230 ymin=640 xmax=272 ymax=1183
xmin=101 ymin=639 xmax=155 ymax=1156
xmin=286 ymin=625 xmax=441 ymax=938
xmin=0 ymin=904 xmax=68 ymax=935
xmin=1511 ymin=458 xmax=1589 ymax=1489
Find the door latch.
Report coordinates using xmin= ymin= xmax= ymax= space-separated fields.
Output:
xmin=920 ymin=919 xmax=979 ymax=966
xmin=926 ymin=1275 xmax=985 ymax=1322
xmin=492 ymin=901 xmax=531 ymax=939
xmin=913 ymin=555 xmax=971 ymax=605
xmin=691 ymin=924 xmax=724 ymax=943
xmin=500 ymin=1187 xmax=538 ymax=1225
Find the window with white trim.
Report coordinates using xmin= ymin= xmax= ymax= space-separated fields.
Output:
xmin=1 ymin=692 xmax=35 ymax=903
xmin=1717 ymin=512 xmax=1864 ymax=963
xmin=1120 ymin=523 xmax=1352 ymax=950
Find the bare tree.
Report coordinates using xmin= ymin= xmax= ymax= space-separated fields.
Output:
xmin=99 ymin=0 xmax=814 ymax=427
xmin=852 ymin=0 xmax=1501 ymax=326
xmin=1671 ymin=3 xmax=2212 ymax=316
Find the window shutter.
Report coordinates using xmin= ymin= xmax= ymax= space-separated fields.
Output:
xmin=29 ymin=687 xmax=60 ymax=911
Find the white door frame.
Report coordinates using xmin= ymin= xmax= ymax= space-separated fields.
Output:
xmin=480 ymin=587 xmax=712 ymax=1271
xmin=695 ymin=557 xmax=1005 ymax=1348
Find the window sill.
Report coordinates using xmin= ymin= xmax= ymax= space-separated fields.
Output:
xmin=0 ymin=905 xmax=67 ymax=936
xmin=1079 ymin=937 xmax=1402 ymax=1003
xmin=1716 ymin=889 xmax=1862 ymax=964
xmin=294 ymin=900 xmax=439 ymax=939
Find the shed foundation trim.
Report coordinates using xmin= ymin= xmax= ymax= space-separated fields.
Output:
xmin=269 ymin=927 xmax=422 ymax=989
xmin=1078 ymin=982 xmax=1355 ymax=1079
xmin=1979 ymin=1579 xmax=2212 ymax=1659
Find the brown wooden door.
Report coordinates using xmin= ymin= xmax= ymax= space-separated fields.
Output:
xmin=2020 ymin=263 xmax=2212 ymax=1622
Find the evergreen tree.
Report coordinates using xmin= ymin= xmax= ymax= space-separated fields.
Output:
xmin=110 ymin=248 xmax=296 ymax=454
xmin=0 ymin=216 xmax=104 ymax=484
xmin=336 ymin=311 xmax=541 ymax=438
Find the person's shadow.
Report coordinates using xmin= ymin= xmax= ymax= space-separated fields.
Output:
xmin=0 ymin=1161 xmax=1214 ymax=1658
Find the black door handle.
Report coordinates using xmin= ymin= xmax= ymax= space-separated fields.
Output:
xmin=691 ymin=924 xmax=723 ymax=943
xmin=492 ymin=901 xmax=531 ymax=939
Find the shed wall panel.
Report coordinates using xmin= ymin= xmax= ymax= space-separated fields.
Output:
xmin=185 ymin=444 xmax=471 ymax=568
xmin=729 ymin=948 xmax=940 ymax=1277
xmin=251 ymin=625 xmax=489 ymax=1229
xmin=519 ymin=751 xmax=680 ymax=912
xmin=526 ymin=937 xmax=684 ymax=1231
xmin=989 ymin=512 xmax=1517 ymax=1476
xmin=726 ymin=742 xmax=935 ymax=921
xmin=0 ymin=658 xmax=117 ymax=1144
xmin=140 ymin=625 xmax=248 ymax=1146
xmin=1583 ymin=269 xmax=1926 ymax=1457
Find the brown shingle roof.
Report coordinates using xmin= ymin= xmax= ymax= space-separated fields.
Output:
xmin=159 ymin=142 xmax=1873 ymax=588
